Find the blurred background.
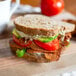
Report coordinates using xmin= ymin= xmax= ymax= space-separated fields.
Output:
xmin=12 ymin=0 xmax=76 ymax=15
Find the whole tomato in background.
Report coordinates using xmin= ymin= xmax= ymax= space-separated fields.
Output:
xmin=41 ymin=0 xmax=64 ymax=16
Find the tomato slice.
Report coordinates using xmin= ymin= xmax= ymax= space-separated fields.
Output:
xmin=13 ymin=35 xmax=32 ymax=48
xmin=33 ymin=39 xmax=59 ymax=51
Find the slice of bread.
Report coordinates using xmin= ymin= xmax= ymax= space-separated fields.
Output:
xmin=63 ymin=19 xmax=76 ymax=35
xmin=14 ymin=14 xmax=75 ymax=37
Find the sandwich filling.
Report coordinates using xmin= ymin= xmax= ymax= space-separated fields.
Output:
xmin=12 ymin=28 xmax=71 ymax=58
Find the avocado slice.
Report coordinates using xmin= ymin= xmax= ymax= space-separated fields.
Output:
xmin=38 ymin=34 xmax=58 ymax=43
xmin=12 ymin=29 xmax=21 ymax=38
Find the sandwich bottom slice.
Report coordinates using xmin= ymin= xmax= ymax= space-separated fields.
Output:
xmin=9 ymin=30 xmax=71 ymax=63
xmin=9 ymin=14 xmax=74 ymax=63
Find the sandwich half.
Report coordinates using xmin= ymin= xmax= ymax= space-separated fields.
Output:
xmin=9 ymin=14 xmax=75 ymax=63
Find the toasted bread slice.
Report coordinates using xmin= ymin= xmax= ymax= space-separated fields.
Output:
xmin=63 ymin=19 xmax=76 ymax=35
xmin=14 ymin=14 xmax=75 ymax=37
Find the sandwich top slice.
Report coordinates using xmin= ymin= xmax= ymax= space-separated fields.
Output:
xmin=14 ymin=14 xmax=74 ymax=37
xmin=9 ymin=14 xmax=75 ymax=63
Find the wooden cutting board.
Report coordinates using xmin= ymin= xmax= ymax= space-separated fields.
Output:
xmin=0 ymin=11 xmax=76 ymax=76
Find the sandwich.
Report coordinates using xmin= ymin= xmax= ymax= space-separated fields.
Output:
xmin=9 ymin=14 xmax=75 ymax=63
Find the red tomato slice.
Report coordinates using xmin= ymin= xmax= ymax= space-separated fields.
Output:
xmin=13 ymin=35 xmax=32 ymax=48
xmin=34 ymin=39 xmax=59 ymax=51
